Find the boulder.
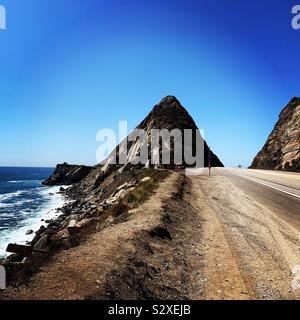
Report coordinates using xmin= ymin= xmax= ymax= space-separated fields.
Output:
xmin=67 ymin=219 xmax=94 ymax=237
xmin=6 ymin=244 xmax=32 ymax=257
xmin=36 ymin=225 xmax=46 ymax=233
xmin=6 ymin=253 xmax=24 ymax=263
xmin=50 ymin=229 xmax=71 ymax=249
xmin=102 ymin=196 xmax=118 ymax=207
xmin=68 ymin=220 xmax=77 ymax=228
xmin=116 ymin=189 xmax=130 ymax=200
xmin=52 ymin=228 xmax=70 ymax=241
xmin=33 ymin=235 xmax=48 ymax=252
xmin=110 ymin=182 xmax=136 ymax=198
xmin=75 ymin=218 xmax=93 ymax=228
xmin=68 ymin=214 xmax=80 ymax=221
xmin=116 ymin=182 xmax=130 ymax=191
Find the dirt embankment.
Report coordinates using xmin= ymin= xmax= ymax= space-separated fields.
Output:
xmin=1 ymin=172 xmax=205 ymax=300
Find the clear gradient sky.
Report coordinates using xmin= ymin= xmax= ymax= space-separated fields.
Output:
xmin=0 ymin=0 xmax=299 ymax=167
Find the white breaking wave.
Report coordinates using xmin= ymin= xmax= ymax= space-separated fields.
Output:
xmin=0 ymin=190 xmax=24 ymax=202
xmin=0 ymin=186 xmax=67 ymax=258
xmin=0 ymin=198 xmax=35 ymax=208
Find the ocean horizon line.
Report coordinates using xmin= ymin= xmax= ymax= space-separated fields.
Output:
xmin=0 ymin=166 xmax=55 ymax=169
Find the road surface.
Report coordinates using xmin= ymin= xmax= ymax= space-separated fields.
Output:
xmin=186 ymin=167 xmax=300 ymax=299
xmin=217 ymin=168 xmax=300 ymax=229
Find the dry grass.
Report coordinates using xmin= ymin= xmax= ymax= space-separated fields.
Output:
xmin=110 ymin=170 xmax=171 ymax=218
xmin=127 ymin=170 xmax=171 ymax=205
xmin=127 ymin=180 xmax=156 ymax=204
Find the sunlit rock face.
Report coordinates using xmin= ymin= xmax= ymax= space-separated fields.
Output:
xmin=251 ymin=97 xmax=300 ymax=171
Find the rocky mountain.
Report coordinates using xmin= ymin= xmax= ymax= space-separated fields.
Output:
xmin=102 ymin=96 xmax=223 ymax=173
xmin=251 ymin=97 xmax=300 ymax=171
xmin=44 ymin=96 xmax=223 ymax=188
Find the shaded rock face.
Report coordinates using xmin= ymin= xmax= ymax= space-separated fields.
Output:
xmin=43 ymin=163 xmax=94 ymax=186
xmin=251 ymin=97 xmax=300 ymax=171
xmin=103 ymin=96 xmax=223 ymax=171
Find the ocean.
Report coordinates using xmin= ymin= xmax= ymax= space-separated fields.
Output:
xmin=0 ymin=167 xmax=66 ymax=258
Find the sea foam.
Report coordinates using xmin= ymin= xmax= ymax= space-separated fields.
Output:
xmin=0 ymin=186 xmax=67 ymax=258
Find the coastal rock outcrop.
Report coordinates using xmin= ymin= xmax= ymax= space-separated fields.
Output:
xmin=42 ymin=96 xmax=223 ymax=199
xmin=42 ymin=163 xmax=94 ymax=186
xmin=102 ymin=96 xmax=223 ymax=172
xmin=43 ymin=97 xmax=223 ymax=190
xmin=251 ymin=97 xmax=300 ymax=171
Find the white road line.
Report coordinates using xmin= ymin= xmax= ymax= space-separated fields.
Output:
xmin=238 ymin=175 xmax=300 ymax=200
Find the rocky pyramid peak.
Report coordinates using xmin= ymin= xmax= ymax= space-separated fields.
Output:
xmin=156 ymin=95 xmax=182 ymax=108
xmin=159 ymin=95 xmax=179 ymax=103
xmin=103 ymin=96 xmax=223 ymax=171
xmin=153 ymin=95 xmax=189 ymax=114
xmin=138 ymin=96 xmax=197 ymax=131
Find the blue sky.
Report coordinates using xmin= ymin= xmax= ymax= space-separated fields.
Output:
xmin=0 ymin=0 xmax=299 ymax=167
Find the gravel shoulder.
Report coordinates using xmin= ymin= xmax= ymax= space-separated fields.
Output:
xmin=190 ymin=175 xmax=300 ymax=299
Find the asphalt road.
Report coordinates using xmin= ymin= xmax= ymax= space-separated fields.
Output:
xmin=209 ymin=168 xmax=300 ymax=230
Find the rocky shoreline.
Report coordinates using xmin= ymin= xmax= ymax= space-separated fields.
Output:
xmin=1 ymin=163 xmax=171 ymax=287
xmin=1 ymin=171 xmax=197 ymax=300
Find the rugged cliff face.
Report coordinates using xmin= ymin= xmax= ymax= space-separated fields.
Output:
xmin=251 ymin=97 xmax=300 ymax=171
xmin=43 ymin=163 xmax=94 ymax=186
xmin=102 ymin=96 xmax=223 ymax=172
